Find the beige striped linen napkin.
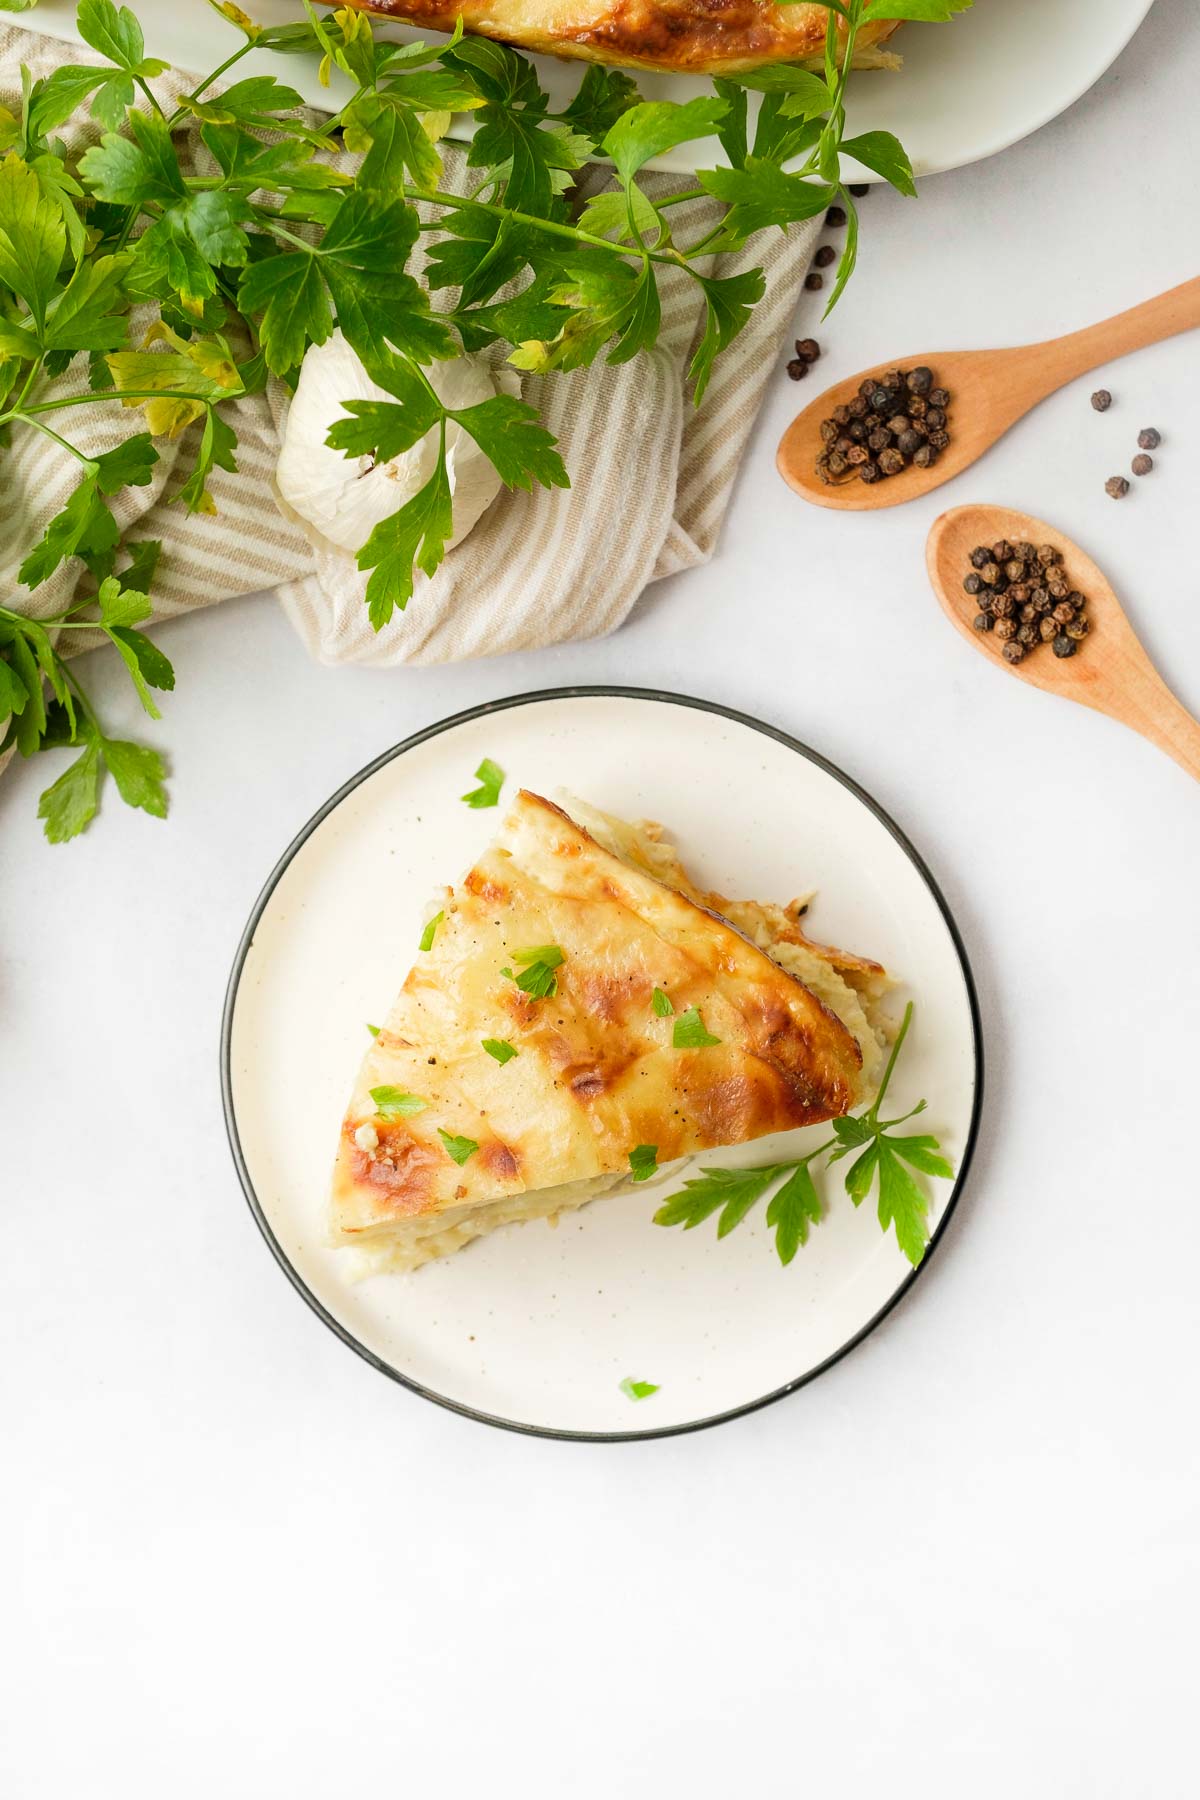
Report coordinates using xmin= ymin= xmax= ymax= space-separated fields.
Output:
xmin=1 ymin=24 xmax=820 ymax=672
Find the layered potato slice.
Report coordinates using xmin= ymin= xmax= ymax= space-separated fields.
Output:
xmin=331 ymin=789 xmax=890 ymax=1271
xmin=335 ymin=1 xmax=903 ymax=77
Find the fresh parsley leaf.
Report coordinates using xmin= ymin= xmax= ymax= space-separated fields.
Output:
xmin=18 ymin=474 xmax=119 ymax=590
xmin=0 ymin=153 xmax=65 ymax=331
xmin=438 ymin=1128 xmax=479 ymax=1165
xmin=655 ymin=1164 xmax=777 ymax=1232
xmin=451 ymin=395 xmax=569 ymax=493
xmin=369 ymin=1086 xmax=427 ymax=1117
xmin=672 ymin=1007 xmax=721 ymax=1049
xmin=101 ymin=735 xmax=168 ymax=818
xmin=696 ymin=160 xmax=834 ymax=238
xmin=560 ymin=64 xmax=640 ymax=140
xmin=603 ymin=97 xmax=728 ymax=183
xmin=506 ymin=942 xmax=564 ymax=999
xmin=840 ymin=130 xmax=916 ymax=197
xmin=37 ymin=737 xmax=102 ymax=843
xmin=237 ymin=250 xmax=332 ymax=377
xmin=652 ymin=987 xmax=673 ymax=1018
xmin=619 ymin=1377 xmax=659 ymax=1401
xmin=482 ymin=1037 xmax=518 ymax=1064
xmin=765 ymin=1162 xmax=822 ymax=1265
xmin=688 ymin=268 xmax=765 ymax=406
xmin=628 ymin=1144 xmax=658 ymax=1183
xmin=418 ymin=909 xmax=444 ymax=952
xmin=0 ymin=655 xmax=29 ymax=722
xmin=109 ymin=626 xmax=174 ymax=716
xmin=366 ymin=1022 xmax=381 ymax=1037
xmin=357 ymin=444 xmax=452 ymax=628
xmin=461 ymin=756 xmax=505 ymax=808
xmin=867 ymin=0 xmax=973 ymax=19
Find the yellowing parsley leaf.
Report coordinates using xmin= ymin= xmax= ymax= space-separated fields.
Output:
xmin=482 ymin=1038 xmax=518 ymax=1064
xmin=366 ymin=1022 xmax=381 ymax=1037
xmin=418 ymin=909 xmax=444 ymax=952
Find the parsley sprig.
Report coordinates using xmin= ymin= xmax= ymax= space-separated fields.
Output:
xmin=1 ymin=0 xmax=968 ymax=840
xmin=653 ymin=1003 xmax=954 ymax=1267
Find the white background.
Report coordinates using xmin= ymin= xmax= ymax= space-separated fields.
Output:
xmin=4 ymin=2 xmax=1199 ymax=1792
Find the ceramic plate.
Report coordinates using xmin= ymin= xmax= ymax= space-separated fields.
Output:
xmin=221 ymin=689 xmax=982 ymax=1439
xmin=30 ymin=0 xmax=1153 ymax=179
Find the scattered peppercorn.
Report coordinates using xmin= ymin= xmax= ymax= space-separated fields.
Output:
xmin=848 ymin=183 xmax=869 ymax=197
xmin=1105 ymin=475 xmax=1130 ymax=498
xmin=826 ymin=205 xmax=847 ymax=227
xmin=795 ymin=338 xmax=821 ymax=363
xmin=804 ymin=272 xmax=824 ymax=291
xmin=1132 ymin=453 xmax=1153 ymax=476
xmin=1137 ymin=427 xmax=1161 ymax=449
xmin=958 ymin=539 xmax=1091 ymax=668
xmin=1091 ymin=389 xmax=1112 ymax=411
xmin=812 ymin=365 xmax=953 ymax=486
xmin=814 ymin=245 xmax=836 ymax=268
xmin=786 ymin=358 xmax=809 ymax=381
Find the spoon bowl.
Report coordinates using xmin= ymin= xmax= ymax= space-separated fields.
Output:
xmin=926 ymin=504 xmax=1200 ymax=784
xmin=778 ymin=276 xmax=1200 ymax=510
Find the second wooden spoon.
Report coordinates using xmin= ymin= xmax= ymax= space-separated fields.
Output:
xmin=778 ymin=275 xmax=1200 ymax=510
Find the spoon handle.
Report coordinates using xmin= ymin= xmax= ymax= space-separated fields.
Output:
xmin=1120 ymin=671 xmax=1200 ymax=785
xmin=1035 ymin=275 xmax=1200 ymax=391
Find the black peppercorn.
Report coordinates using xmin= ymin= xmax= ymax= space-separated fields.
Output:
xmin=1090 ymin=389 xmax=1112 ymax=411
xmin=795 ymin=338 xmax=820 ymax=362
xmin=846 ymin=444 xmax=869 ymax=466
xmin=1138 ymin=427 xmax=1161 ymax=449
xmin=963 ymin=572 xmax=983 ymax=595
xmin=827 ymin=451 xmax=848 ymax=476
xmin=1020 ymin=603 xmax=1038 ymax=624
xmin=928 ymin=387 xmax=950 ymax=408
xmin=786 ymin=358 xmax=809 ymax=380
xmin=814 ymin=245 xmax=836 ymax=268
xmin=990 ymin=540 xmax=1013 ymax=563
xmin=973 ymin=612 xmax=993 ymax=633
xmin=1029 ymin=587 xmax=1050 ymax=613
xmin=970 ymin=545 xmax=992 ymax=569
xmin=804 ymin=272 xmax=824 ymax=291
xmin=1066 ymin=617 xmax=1089 ymax=640
xmin=1105 ymin=475 xmax=1129 ymax=498
xmin=1132 ymin=453 xmax=1153 ymax=476
xmin=1004 ymin=559 xmax=1025 ymax=583
xmin=1002 ymin=641 xmax=1025 ymax=664
xmin=835 ymin=436 xmax=854 ymax=455
xmin=848 ymin=394 xmax=868 ymax=418
xmin=992 ymin=593 xmax=1015 ymax=620
xmin=868 ymin=387 xmax=892 ymax=413
xmin=1046 ymin=573 xmax=1069 ymax=600
xmin=1016 ymin=542 xmax=1037 ymax=562
xmin=907 ymin=394 xmax=928 ymax=420
xmin=912 ymin=443 xmax=937 ymax=468
xmin=980 ymin=562 xmax=1001 ymax=587
xmin=1052 ymin=634 xmax=1076 ymax=658
xmin=994 ymin=617 xmax=1017 ymax=641
xmin=1039 ymin=616 xmax=1059 ymax=642
xmin=1037 ymin=544 xmax=1060 ymax=565
xmin=878 ymin=447 xmax=906 ymax=476
xmin=885 ymin=414 xmax=911 ymax=437
xmin=927 ymin=428 xmax=950 ymax=451
xmin=865 ymin=427 xmax=890 ymax=453
xmin=883 ymin=370 xmax=905 ymax=390
xmin=1067 ymin=591 xmax=1084 ymax=609
xmin=833 ymin=404 xmax=851 ymax=425
xmin=1016 ymin=622 xmax=1038 ymax=647
xmin=1052 ymin=601 xmax=1075 ymax=625
xmin=896 ymin=429 xmax=923 ymax=456
xmin=848 ymin=419 xmax=868 ymax=443
xmin=925 ymin=406 xmax=946 ymax=431
xmin=1009 ymin=584 xmax=1031 ymax=606
xmin=858 ymin=460 xmax=881 ymax=483
xmin=819 ymin=419 xmax=838 ymax=444
xmin=826 ymin=205 xmax=847 ymax=227
xmin=848 ymin=183 xmax=869 ymax=197
xmin=906 ymin=367 xmax=933 ymax=396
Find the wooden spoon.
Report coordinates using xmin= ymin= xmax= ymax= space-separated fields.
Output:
xmin=778 ymin=275 xmax=1200 ymax=511
xmin=927 ymin=504 xmax=1200 ymax=783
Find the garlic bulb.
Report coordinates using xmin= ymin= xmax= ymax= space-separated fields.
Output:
xmin=274 ymin=331 xmax=513 ymax=557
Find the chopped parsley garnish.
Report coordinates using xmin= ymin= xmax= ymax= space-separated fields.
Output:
xmin=438 ymin=1129 xmax=479 ymax=1166
xmin=672 ymin=1006 xmax=721 ymax=1049
xmin=619 ymin=1378 xmax=660 ymax=1402
xmin=482 ymin=1038 xmax=518 ymax=1064
xmin=461 ymin=758 xmax=505 ymax=809
xmin=652 ymin=987 xmax=674 ymax=1017
xmin=366 ymin=1022 xmax=381 ymax=1037
xmin=369 ymin=1087 xmax=427 ymax=1117
xmin=418 ymin=909 xmax=444 ymax=953
xmin=628 ymin=1144 xmax=659 ymax=1182
xmin=504 ymin=943 xmax=564 ymax=999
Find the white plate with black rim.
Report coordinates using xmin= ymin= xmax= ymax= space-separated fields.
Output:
xmin=30 ymin=0 xmax=1154 ymax=180
xmin=221 ymin=689 xmax=982 ymax=1440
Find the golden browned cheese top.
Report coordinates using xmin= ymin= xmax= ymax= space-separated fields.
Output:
xmin=331 ymin=790 xmax=868 ymax=1236
xmin=337 ymin=0 xmax=901 ymax=75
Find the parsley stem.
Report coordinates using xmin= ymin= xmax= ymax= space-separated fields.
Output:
xmin=170 ymin=39 xmax=257 ymax=122
xmin=402 ymin=185 xmax=680 ymax=268
xmin=17 ymin=415 xmax=95 ymax=465
xmin=135 ymin=76 xmax=168 ymax=122
xmin=867 ymin=1002 xmax=913 ymax=1124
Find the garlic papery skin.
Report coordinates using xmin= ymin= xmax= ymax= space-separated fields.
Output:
xmin=274 ymin=331 xmax=512 ymax=557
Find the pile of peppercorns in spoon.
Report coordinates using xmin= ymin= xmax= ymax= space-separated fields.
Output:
xmin=965 ymin=539 xmax=1089 ymax=663
xmin=815 ymin=366 xmax=951 ymax=486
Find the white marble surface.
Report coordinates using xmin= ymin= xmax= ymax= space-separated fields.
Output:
xmin=4 ymin=4 xmax=1199 ymax=1793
